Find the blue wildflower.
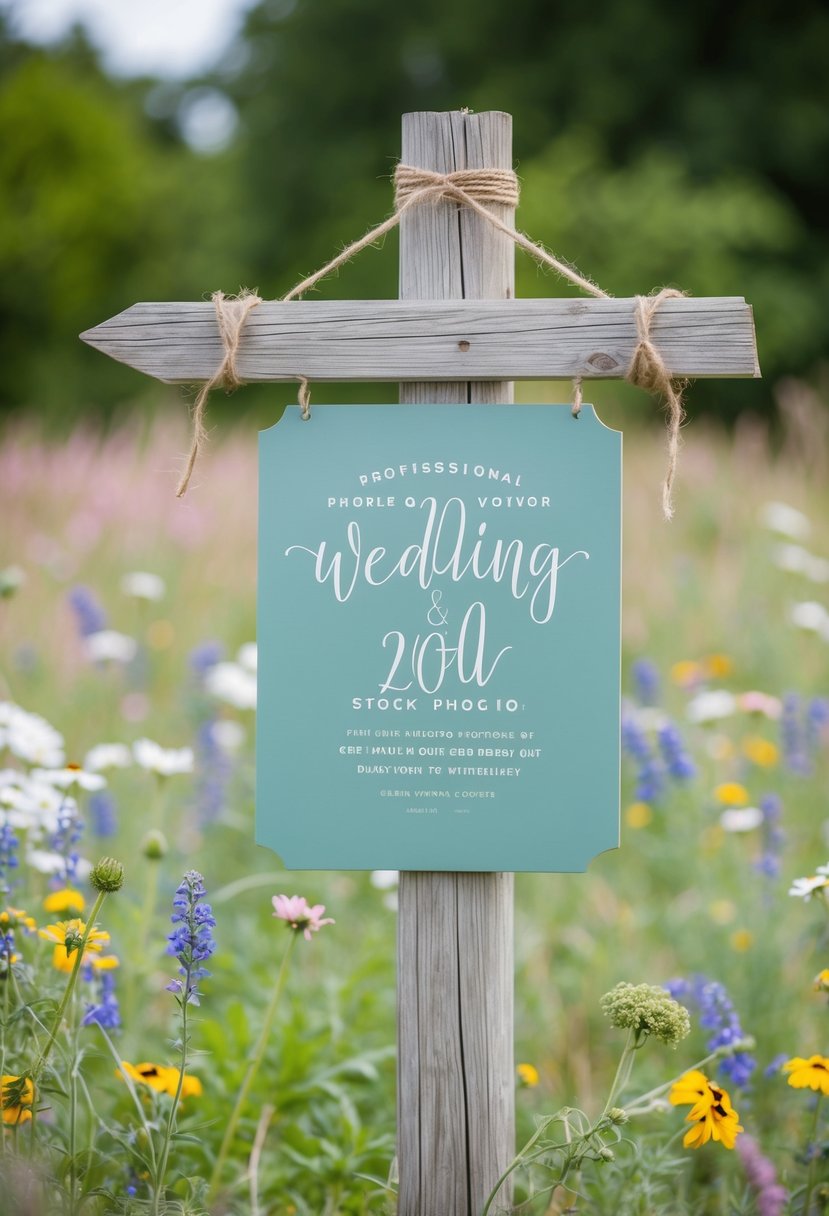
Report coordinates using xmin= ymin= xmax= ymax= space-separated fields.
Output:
xmin=621 ymin=705 xmax=665 ymax=803
xmin=0 ymin=926 xmax=15 ymax=974
xmin=49 ymin=798 xmax=84 ymax=886
xmin=166 ymin=870 xmax=216 ymax=1006
xmin=754 ymin=794 xmax=785 ymax=880
xmin=666 ymin=975 xmax=755 ymax=1089
xmin=194 ymin=719 xmax=232 ymax=825
xmin=189 ymin=641 xmax=224 ymax=677
xmin=807 ymin=697 xmax=829 ymax=752
xmin=82 ymin=971 xmax=121 ymax=1030
xmin=632 ymin=658 xmax=660 ymax=706
xmin=88 ymin=790 xmax=117 ymax=837
xmin=67 ymin=586 xmax=107 ymax=638
xmin=657 ymin=721 xmax=696 ymax=781
xmin=765 ymin=1053 xmax=788 ymax=1079
xmin=0 ymin=823 xmax=19 ymax=896
xmin=781 ymin=693 xmax=811 ymax=776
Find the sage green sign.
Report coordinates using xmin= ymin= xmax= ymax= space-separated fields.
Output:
xmin=257 ymin=404 xmax=621 ymax=872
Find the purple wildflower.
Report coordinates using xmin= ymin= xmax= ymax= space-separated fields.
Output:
xmin=0 ymin=924 xmax=16 ymax=975
xmin=632 ymin=659 xmax=660 ymax=706
xmin=764 ymin=1053 xmax=788 ymax=1078
xmin=194 ymin=719 xmax=232 ymax=825
xmin=49 ymin=798 xmax=84 ymax=886
xmin=88 ymin=790 xmax=117 ymax=837
xmin=189 ymin=641 xmax=224 ymax=677
xmin=657 ymin=721 xmax=696 ymax=781
xmin=82 ymin=971 xmax=121 ymax=1030
xmin=807 ymin=697 xmax=829 ymax=754
xmin=781 ymin=693 xmax=811 ymax=775
xmin=754 ymin=794 xmax=785 ymax=880
xmin=67 ymin=586 xmax=107 ymax=638
xmin=0 ymin=823 xmax=19 ymax=896
xmin=621 ymin=704 xmax=665 ymax=803
xmin=166 ymin=870 xmax=216 ymax=1006
xmin=665 ymin=975 xmax=755 ymax=1089
xmin=737 ymin=1135 xmax=787 ymax=1216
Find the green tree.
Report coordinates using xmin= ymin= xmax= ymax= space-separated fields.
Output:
xmin=0 ymin=32 xmax=240 ymax=416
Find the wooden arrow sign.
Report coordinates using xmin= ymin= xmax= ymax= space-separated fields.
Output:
xmin=81 ymin=296 xmax=759 ymax=384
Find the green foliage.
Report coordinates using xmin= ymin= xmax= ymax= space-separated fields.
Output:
xmin=0 ymin=39 xmax=240 ymax=416
xmin=2 ymin=1 xmax=829 ymax=420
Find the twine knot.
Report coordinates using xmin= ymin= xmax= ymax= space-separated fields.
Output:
xmin=176 ymin=289 xmax=261 ymax=497
xmin=625 ymin=288 xmax=687 ymax=520
xmin=394 ymin=165 xmax=521 ymax=209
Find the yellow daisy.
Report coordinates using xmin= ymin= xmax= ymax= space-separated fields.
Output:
xmin=1 ymin=1075 xmax=34 ymax=1126
xmin=516 ymin=1063 xmax=539 ymax=1087
xmin=43 ymin=888 xmax=86 ymax=916
xmin=39 ymin=919 xmax=111 ymax=973
xmin=670 ymin=1070 xmax=743 ymax=1150
xmin=119 ymin=1061 xmax=202 ymax=1099
xmin=783 ymin=1055 xmax=829 ymax=1095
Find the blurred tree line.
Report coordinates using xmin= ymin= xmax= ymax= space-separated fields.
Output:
xmin=1 ymin=0 xmax=827 ymax=423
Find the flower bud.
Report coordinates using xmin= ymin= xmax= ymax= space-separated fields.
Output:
xmin=598 ymin=1146 xmax=615 ymax=1162
xmin=90 ymin=857 xmax=125 ymax=893
xmin=608 ymin=1107 xmax=629 ymax=1125
xmin=141 ymin=830 xmax=168 ymax=861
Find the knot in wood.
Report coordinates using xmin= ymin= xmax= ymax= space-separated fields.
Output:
xmin=586 ymin=352 xmax=619 ymax=372
xmin=394 ymin=164 xmax=520 ymax=209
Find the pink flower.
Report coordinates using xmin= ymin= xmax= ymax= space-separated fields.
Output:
xmin=272 ymin=894 xmax=335 ymax=941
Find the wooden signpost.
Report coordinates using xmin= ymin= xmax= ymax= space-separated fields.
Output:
xmin=83 ymin=110 xmax=759 ymax=1215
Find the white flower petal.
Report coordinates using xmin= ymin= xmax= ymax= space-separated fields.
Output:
xmin=133 ymin=738 xmax=194 ymax=776
xmin=84 ymin=743 xmax=133 ymax=772
xmin=370 ymin=869 xmax=399 ymax=890
xmin=84 ymin=630 xmax=138 ymax=664
xmin=720 ymin=807 xmax=764 ymax=833
xmin=120 ymin=571 xmax=166 ymax=601
xmin=761 ymin=501 xmax=811 ymax=540
xmin=686 ymin=690 xmax=737 ymax=725
xmin=205 ymin=662 xmax=257 ymax=710
xmin=237 ymin=643 xmax=258 ymax=673
xmin=790 ymin=601 xmax=829 ymax=635
xmin=788 ymin=875 xmax=829 ymax=899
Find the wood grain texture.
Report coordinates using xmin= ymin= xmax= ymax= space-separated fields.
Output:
xmin=396 ymin=110 xmax=515 ymax=1216
xmin=80 ymin=296 xmax=760 ymax=384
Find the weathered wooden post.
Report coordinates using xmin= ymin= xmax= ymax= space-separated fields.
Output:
xmin=81 ymin=105 xmax=758 ymax=1216
xmin=397 ymin=110 xmax=515 ymax=1216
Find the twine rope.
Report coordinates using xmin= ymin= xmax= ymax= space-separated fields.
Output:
xmin=181 ymin=167 xmax=688 ymax=517
xmin=176 ymin=289 xmax=262 ymax=497
xmin=626 ymin=287 xmax=687 ymax=520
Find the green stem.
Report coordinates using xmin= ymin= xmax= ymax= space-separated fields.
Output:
xmin=207 ymin=932 xmax=298 ymax=1202
xmin=479 ymin=1113 xmax=576 ymax=1216
xmin=152 ymin=996 xmax=189 ymax=1216
xmin=30 ymin=891 xmax=107 ymax=1085
xmin=624 ymin=1048 xmax=722 ymax=1115
xmin=802 ymin=1093 xmax=823 ymax=1216
xmin=601 ymin=1028 xmax=638 ymax=1118
xmin=69 ymin=1054 xmax=78 ymax=1215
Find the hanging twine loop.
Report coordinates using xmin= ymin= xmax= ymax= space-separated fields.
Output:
xmin=297 ymin=376 xmax=311 ymax=420
xmin=625 ymin=288 xmax=688 ymax=520
xmin=180 ymin=168 xmax=689 ymax=516
xmin=176 ymin=289 xmax=262 ymax=497
xmin=571 ymin=376 xmax=583 ymax=419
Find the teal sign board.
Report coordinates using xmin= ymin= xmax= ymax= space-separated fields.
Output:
xmin=257 ymin=405 xmax=621 ymax=872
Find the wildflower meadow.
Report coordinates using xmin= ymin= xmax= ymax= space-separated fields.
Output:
xmin=0 ymin=397 xmax=828 ymax=1214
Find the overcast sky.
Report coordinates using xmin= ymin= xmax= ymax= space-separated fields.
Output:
xmin=1 ymin=0 xmax=257 ymax=77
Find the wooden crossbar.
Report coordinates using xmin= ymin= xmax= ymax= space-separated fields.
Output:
xmin=81 ymin=296 xmax=759 ymax=384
